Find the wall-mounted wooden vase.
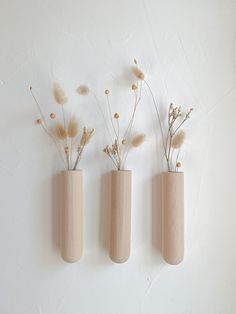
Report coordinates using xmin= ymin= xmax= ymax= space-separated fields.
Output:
xmin=109 ymin=170 xmax=132 ymax=263
xmin=60 ymin=170 xmax=83 ymax=263
xmin=162 ymin=172 xmax=184 ymax=265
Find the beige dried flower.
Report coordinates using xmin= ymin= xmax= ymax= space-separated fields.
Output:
xmin=105 ymin=89 xmax=110 ymax=95
xmin=132 ymin=67 xmax=144 ymax=80
xmin=131 ymin=134 xmax=146 ymax=147
xmin=80 ymin=127 xmax=94 ymax=146
xmin=76 ymin=85 xmax=90 ymax=95
xmin=176 ymin=162 xmax=182 ymax=168
xmin=68 ymin=117 xmax=78 ymax=138
xmin=172 ymin=131 xmax=185 ymax=149
xmin=55 ymin=123 xmax=67 ymax=140
xmin=53 ymin=83 xmax=67 ymax=105
xmin=132 ymin=84 xmax=138 ymax=90
xmin=50 ymin=113 xmax=56 ymax=119
xmin=114 ymin=113 xmax=119 ymax=119
xmin=122 ymin=139 xmax=126 ymax=144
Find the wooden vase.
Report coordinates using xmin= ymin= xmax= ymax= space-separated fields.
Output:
xmin=162 ymin=172 xmax=184 ymax=265
xmin=109 ymin=170 xmax=132 ymax=263
xmin=60 ymin=170 xmax=83 ymax=263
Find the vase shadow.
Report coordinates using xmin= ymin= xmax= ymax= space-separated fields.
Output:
xmin=99 ymin=172 xmax=112 ymax=255
xmin=52 ymin=173 xmax=60 ymax=253
xmin=152 ymin=174 xmax=162 ymax=255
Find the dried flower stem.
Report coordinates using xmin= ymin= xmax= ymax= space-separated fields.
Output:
xmin=121 ymin=81 xmax=142 ymax=168
xmin=73 ymin=144 xmax=85 ymax=170
xmin=61 ymin=106 xmax=69 ymax=170
xmin=91 ymin=90 xmax=113 ymax=141
xmin=175 ymin=149 xmax=181 ymax=172
xmin=30 ymin=88 xmax=67 ymax=168
xmin=144 ymin=80 xmax=166 ymax=157
xmin=144 ymin=81 xmax=193 ymax=171
xmin=102 ymin=61 xmax=145 ymax=170
xmin=106 ymin=94 xmax=118 ymax=138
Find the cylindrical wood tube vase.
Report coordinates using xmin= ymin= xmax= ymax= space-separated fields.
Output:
xmin=60 ymin=170 xmax=83 ymax=263
xmin=109 ymin=170 xmax=132 ymax=263
xmin=162 ymin=172 xmax=184 ymax=265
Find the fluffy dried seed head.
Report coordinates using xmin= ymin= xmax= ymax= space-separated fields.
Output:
xmin=172 ymin=131 xmax=185 ymax=149
xmin=176 ymin=162 xmax=182 ymax=168
xmin=132 ymin=67 xmax=144 ymax=80
xmin=76 ymin=85 xmax=90 ymax=95
xmin=68 ymin=117 xmax=78 ymax=138
xmin=55 ymin=123 xmax=67 ymax=140
xmin=132 ymin=84 xmax=137 ymax=90
xmin=105 ymin=89 xmax=110 ymax=95
xmin=50 ymin=113 xmax=56 ymax=119
xmin=131 ymin=134 xmax=146 ymax=147
xmin=114 ymin=113 xmax=119 ymax=119
xmin=53 ymin=83 xmax=67 ymax=105
xmin=80 ymin=127 xmax=94 ymax=146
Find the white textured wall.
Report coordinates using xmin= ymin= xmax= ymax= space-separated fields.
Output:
xmin=0 ymin=0 xmax=236 ymax=313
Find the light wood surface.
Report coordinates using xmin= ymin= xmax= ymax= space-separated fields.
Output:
xmin=109 ymin=170 xmax=132 ymax=263
xmin=60 ymin=170 xmax=83 ymax=263
xmin=162 ymin=172 xmax=184 ymax=265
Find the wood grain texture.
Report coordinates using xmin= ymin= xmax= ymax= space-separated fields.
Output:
xmin=60 ymin=170 xmax=83 ymax=263
xmin=109 ymin=170 xmax=132 ymax=263
xmin=162 ymin=172 xmax=184 ymax=265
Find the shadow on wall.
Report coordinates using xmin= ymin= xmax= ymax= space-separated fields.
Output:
xmin=52 ymin=173 xmax=60 ymax=254
xmin=100 ymin=172 xmax=111 ymax=255
xmin=152 ymin=174 xmax=162 ymax=256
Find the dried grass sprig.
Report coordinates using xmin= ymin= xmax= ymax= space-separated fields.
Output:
xmin=73 ymin=128 xmax=94 ymax=170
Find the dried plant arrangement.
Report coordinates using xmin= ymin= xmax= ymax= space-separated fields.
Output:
xmin=161 ymin=104 xmax=193 ymax=172
xmin=132 ymin=59 xmax=194 ymax=265
xmin=30 ymin=83 xmax=94 ymax=170
xmin=102 ymin=76 xmax=145 ymax=171
xmin=133 ymin=59 xmax=193 ymax=172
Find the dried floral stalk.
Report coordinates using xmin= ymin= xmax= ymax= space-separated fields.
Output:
xmin=102 ymin=67 xmax=145 ymax=170
xmin=137 ymin=58 xmax=194 ymax=172
xmin=31 ymin=84 xmax=94 ymax=171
